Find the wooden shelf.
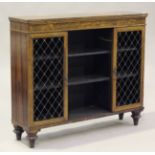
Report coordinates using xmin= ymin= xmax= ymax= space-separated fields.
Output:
xmin=69 ymin=49 xmax=110 ymax=58
xmin=69 ymin=106 xmax=111 ymax=122
xmin=69 ymin=75 xmax=110 ymax=86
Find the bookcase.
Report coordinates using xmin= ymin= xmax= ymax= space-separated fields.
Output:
xmin=10 ymin=13 xmax=147 ymax=148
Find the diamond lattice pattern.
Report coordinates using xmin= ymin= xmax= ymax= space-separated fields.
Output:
xmin=33 ymin=37 xmax=64 ymax=121
xmin=116 ymin=31 xmax=141 ymax=106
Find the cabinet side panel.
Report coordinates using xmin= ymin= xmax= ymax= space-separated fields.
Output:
xmin=11 ymin=30 xmax=23 ymax=125
xmin=11 ymin=30 xmax=17 ymax=124
xmin=21 ymin=33 xmax=29 ymax=127
xmin=11 ymin=22 xmax=27 ymax=127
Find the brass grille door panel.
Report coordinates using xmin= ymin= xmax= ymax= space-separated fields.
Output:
xmin=112 ymin=27 xmax=144 ymax=111
xmin=28 ymin=33 xmax=68 ymax=127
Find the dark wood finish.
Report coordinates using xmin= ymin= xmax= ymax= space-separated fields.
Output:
xmin=10 ymin=13 xmax=147 ymax=148
xmin=27 ymin=132 xmax=37 ymax=148
xmin=119 ymin=113 xmax=124 ymax=120
xmin=13 ymin=126 xmax=24 ymax=140
xmin=131 ymin=109 xmax=143 ymax=125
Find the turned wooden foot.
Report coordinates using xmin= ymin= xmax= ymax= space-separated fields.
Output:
xmin=131 ymin=110 xmax=142 ymax=126
xmin=13 ymin=126 xmax=24 ymax=140
xmin=27 ymin=132 xmax=37 ymax=148
xmin=119 ymin=113 xmax=124 ymax=120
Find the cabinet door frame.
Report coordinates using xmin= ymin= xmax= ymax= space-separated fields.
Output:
xmin=28 ymin=32 xmax=68 ymax=128
xmin=112 ymin=26 xmax=145 ymax=112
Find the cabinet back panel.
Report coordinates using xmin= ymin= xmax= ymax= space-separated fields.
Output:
xmin=69 ymin=55 xmax=110 ymax=78
xmin=69 ymin=82 xmax=111 ymax=112
xmin=68 ymin=29 xmax=113 ymax=54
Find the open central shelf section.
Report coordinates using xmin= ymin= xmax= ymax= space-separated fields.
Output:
xmin=68 ymin=53 xmax=111 ymax=85
xmin=68 ymin=29 xmax=112 ymax=86
xmin=68 ymin=28 xmax=113 ymax=120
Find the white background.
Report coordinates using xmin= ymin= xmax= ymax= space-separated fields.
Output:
xmin=0 ymin=2 xmax=155 ymax=151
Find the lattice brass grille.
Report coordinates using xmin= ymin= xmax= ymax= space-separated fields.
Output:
xmin=116 ymin=31 xmax=141 ymax=106
xmin=33 ymin=37 xmax=64 ymax=121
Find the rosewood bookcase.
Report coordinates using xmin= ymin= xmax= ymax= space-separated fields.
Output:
xmin=9 ymin=12 xmax=147 ymax=148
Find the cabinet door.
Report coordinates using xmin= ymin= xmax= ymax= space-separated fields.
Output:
xmin=112 ymin=27 xmax=145 ymax=112
xmin=28 ymin=32 xmax=68 ymax=127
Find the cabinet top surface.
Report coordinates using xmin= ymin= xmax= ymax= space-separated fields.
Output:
xmin=9 ymin=12 xmax=147 ymax=24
